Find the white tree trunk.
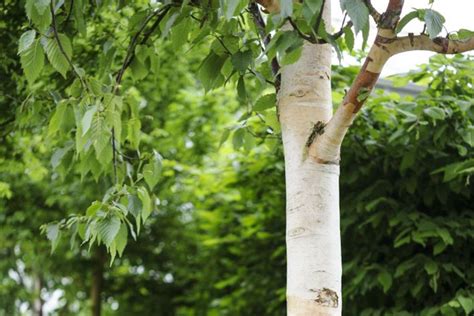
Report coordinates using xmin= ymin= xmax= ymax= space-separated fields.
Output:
xmin=279 ymin=3 xmax=342 ymax=314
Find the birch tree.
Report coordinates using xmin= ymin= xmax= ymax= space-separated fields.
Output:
xmin=14 ymin=0 xmax=474 ymax=314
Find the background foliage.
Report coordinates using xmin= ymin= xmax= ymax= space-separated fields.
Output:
xmin=1 ymin=0 xmax=473 ymax=315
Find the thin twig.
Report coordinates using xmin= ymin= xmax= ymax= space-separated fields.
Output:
xmin=332 ymin=21 xmax=353 ymax=40
xmin=288 ymin=18 xmax=316 ymax=43
xmin=114 ymin=5 xmax=171 ymax=92
xmin=50 ymin=0 xmax=87 ymax=89
xmin=314 ymin=0 xmax=326 ymax=42
xmin=64 ymin=0 xmax=74 ymax=24
xmin=109 ymin=5 xmax=172 ymax=184
xmin=248 ymin=3 xmax=280 ymax=91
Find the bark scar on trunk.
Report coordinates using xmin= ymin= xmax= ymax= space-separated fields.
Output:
xmin=310 ymin=288 xmax=339 ymax=308
xmin=306 ymin=121 xmax=326 ymax=147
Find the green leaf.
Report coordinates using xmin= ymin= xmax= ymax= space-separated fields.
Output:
xmin=461 ymin=126 xmax=474 ymax=147
xmin=127 ymin=118 xmax=141 ymax=150
xmin=48 ymin=101 xmax=68 ymax=135
xmin=424 ymin=107 xmax=446 ymax=120
xmin=225 ymin=0 xmax=241 ymax=20
xmin=86 ymin=201 xmax=102 ymax=217
xmin=115 ymin=224 xmax=128 ymax=257
xmin=344 ymin=26 xmax=354 ymax=51
xmin=18 ymin=30 xmax=36 ymax=55
xmin=254 ymin=94 xmax=276 ymax=111
xmin=44 ymin=34 xmax=73 ymax=78
xmin=81 ymin=105 xmax=97 ymax=135
xmin=137 ymin=187 xmax=152 ymax=222
xmin=237 ymin=76 xmax=247 ymax=102
xmin=232 ymin=128 xmax=244 ymax=150
xmin=25 ymin=0 xmax=52 ymax=31
xmin=51 ymin=146 xmax=71 ymax=170
xmin=46 ymin=223 xmax=60 ymax=253
xmin=280 ymin=0 xmax=293 ymax=18
xmin=92 ymin=117 xmax=112 ymax=165
xmin=97 ymin=215 xmax=121 ymax=247
xmin=130 ymin=58 xmax=149 ymax=81
xmin=73 ymin=0 xmax=87 ymax=36
xmin=143 ymin=151 xmax=162 ymax=190
xmin=424 ymin=260 xmax=439 ymax=275
xmin=20 ymin=39 xmax=44 ymax=84
xmin=127 ymin=195 xmax=142 ymax=219
xmin=231 ymin=50 xmax=252 ymax=73
xmin=162 ymin=12 xmax=179 ymax=38
xmin=377 ymin=270 xmax=392 ymax=293
xmin=424 ymin=9 xmax=445 ymax=39
xmin=34 ymin=0 xmax=50 ymax=14
xmin=457 ymin=29 xmax=474 ymax=40
xmin=198 ymin=52 xmax=228 ymax=91
xmin=458 ymin=296 xmax=474 ymax=314
xmin=340 ymin=0 xmax=369 ymax=34
xmin=396 ymin=11 xmax=420 ymax=33
xmin=306 ymin=0 xmax=323 ymax=14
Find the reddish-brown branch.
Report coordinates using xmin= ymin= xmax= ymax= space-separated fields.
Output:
xmin=344 ymin=59 xmax=380 ymax=113
xmin=379 ymin=0 xmax=404 ymax=29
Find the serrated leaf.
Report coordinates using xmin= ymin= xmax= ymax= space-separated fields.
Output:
xmin=458 ymin=296 xmax=474 ymax=314
xmin=44 ymin=34 xmax=73 ymax=78
xmin=34 ymin=0 xmax=50 ymax=14
xmin=306 ymin=0 xmax=323 ymax=14
xmin=198 ymin=52 xmax=227 ymax=91
xmin=424 ymin=107 xmax=445 ymax=120
xmin=377 ymin=270 xmax=392 ymax=293
xmin=46 ymin=224 xmax=60 ymax=253
xmin=344 ymin=26 xmax=354 ymax=51
xmin=340 ymin=0 xmax=369 ymax=34
xmin=280 ymin=0 xmax=292 ymax=18
xmin=127 ymin=195 xmax=142 ymax=219
xmin=143 ymin=152 xmax=162 ymax=190
xmin=225 ymin=0 xmax=241 ymax=20
xmin=232 ymin=128 xmax=244 ymax=150
xmin=424 ymin=261 xmax=438 ymax=275
xmin=424 ymin=9 xmax=445 ymax=39
xmin=20 ymin=39 xmax=44 ymax=83
xmin=231 ymin=50 xmax=252 ymax=73
xmin=254 ymin=93 xmax=276 ymax=111
xmin=81 ymin=105 xmax=97 ymax=135
xmin=127 ymin=118 xmax=141 ymax=150
xmin=18 ymin=30 xmax=36 ymax=55
xmin=130 ymin=58 xmax=148 ymax=81
xmin=115 ymin=224 xmax=128 ymax=257
xmin=48 ymin=101 xmax=68 ymax=135
xmin=86 ymin=201 xmax=102 ymax=217
xmin=461 ymin=126 xmax=474 ymax=147
xmin=97 ymin=215 xmax=120 ymax=247
xmin=137 ymin=187 xmax=152 ymax=222
xmin=457 ymin=29 xmax=474 ymax=40
xmin=25 ymin=0 xmax=52 ymax=31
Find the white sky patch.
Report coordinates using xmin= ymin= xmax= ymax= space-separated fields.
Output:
xmin=330 ymin=0 xmax=474 ymax=76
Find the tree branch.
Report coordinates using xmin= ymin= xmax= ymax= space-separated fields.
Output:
xmin=390 ymin=34 xmax=474 ymax=55
xmin=363 ymin=0 xmax=381 ymax=23
xmin=313 ymin=0 xmax=326 ymax=40
xmin=50 ymin=1 xmax=87 ymax=89
xmin=379 ymin=0 xmax=404 ymax=29
xmin=248 ymin=2 xmax=281 ymax=91
xmin=114 ymin=5 xmax=172 ymax=92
